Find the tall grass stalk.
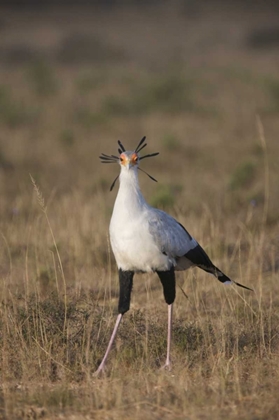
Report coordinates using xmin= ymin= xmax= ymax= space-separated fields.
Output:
xmin=29 ymin=174 xmax=68 ymax=334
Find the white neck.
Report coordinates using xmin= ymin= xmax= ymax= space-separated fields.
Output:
xmin=113 ymin=166 xmax=147 ymax=218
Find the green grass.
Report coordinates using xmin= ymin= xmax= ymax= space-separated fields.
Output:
xmin=59 ymin=128 xmax=75 ymax=147
xmin=0 ymin=85 xmax=39 ymax=127
xmin=229 ymin=161 xmax=257 ymax=191
xmin=149 ymin=185 xmax=175 ymax=209
xmin=264 ymin=77 xmax=279 ymax=113
xmin=27 ymin=60 xmax=58 ymax=96
xmin=162 ymin=133 xmax=181 ymax=151
xmin=99 ymin=72 xmax=210 ymax=117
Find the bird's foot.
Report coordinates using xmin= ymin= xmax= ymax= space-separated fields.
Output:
xmin=160 ymin=360 xmax=172 ymax=371
xmin=93 ymin=365 xmax=107 ymax=378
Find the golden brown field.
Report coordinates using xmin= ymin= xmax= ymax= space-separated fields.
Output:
xmin=0 ymin=3 xmax=279 ymax=419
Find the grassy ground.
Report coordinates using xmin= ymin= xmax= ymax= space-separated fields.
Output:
xmin=0 ymin=3 xmax=279 ymax=419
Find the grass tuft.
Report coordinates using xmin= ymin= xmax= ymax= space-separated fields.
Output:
xmin=59 ymin=128 xmax=75 ymax=147
xmin=163 ymin=133 xmax=181 ymax=151
xmin=229 ymin=161 xmax=257 ymax=191
xmin=149 ymin=185 xmax=175 ymax=209
xmin=0 ymin=85 xmax=39 ymax=127
xmin=27 ymin=60 xmax=58 ymax=96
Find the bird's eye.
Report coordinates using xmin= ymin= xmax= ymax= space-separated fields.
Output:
xmin=120 ymin=157 xmax=124 ymax=162
xmin=134 ymin=156 xmax=138 ymax=162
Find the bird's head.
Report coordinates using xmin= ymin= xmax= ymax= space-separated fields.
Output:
xmin=119 ymin=151 xmax=139 ymax=170
xmin=100 ymin=136 xmax=159 ymax=191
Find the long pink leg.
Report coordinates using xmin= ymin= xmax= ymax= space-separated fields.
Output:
xmin=162 ymin=304 xmax=173 ymax=369
xmin=93 ymin=313 xmax=122 ymax=376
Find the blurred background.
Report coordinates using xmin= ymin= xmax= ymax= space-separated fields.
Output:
xmin=0 ymin=0 xmax=279 ymax=287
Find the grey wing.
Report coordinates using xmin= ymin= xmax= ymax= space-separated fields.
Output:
xmin=147 ymin=209 xmax=198 ymax=269
xmin=147 ymin=209 xmax=253 ymax=290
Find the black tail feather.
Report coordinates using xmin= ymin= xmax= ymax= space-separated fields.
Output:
xmin=216 ymin=270 xmax=253 ymax=291
xmin=184 ymin=243 xmax=253 ymax=291
xmin=234 ymin=281 xmax=253 ymax=291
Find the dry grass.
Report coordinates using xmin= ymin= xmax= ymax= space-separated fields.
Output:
xmin=0 ymin=3 xmax=279 ymax=419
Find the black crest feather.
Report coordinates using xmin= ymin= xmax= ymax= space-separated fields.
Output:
xmin=100 ymin=136 xmax=159 ymax=191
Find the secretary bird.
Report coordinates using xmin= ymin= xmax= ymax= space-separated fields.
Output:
xmin=95 ymin=136 xmax=252 ymax=375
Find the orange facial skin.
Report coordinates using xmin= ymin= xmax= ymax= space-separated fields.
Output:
xmin=130 ymin=153 xmax=139 ymax=165
xmin=119 ymin=153 xmax=128 ymax=166
xmin=120 ymin=152 xmax=139 ymax=166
